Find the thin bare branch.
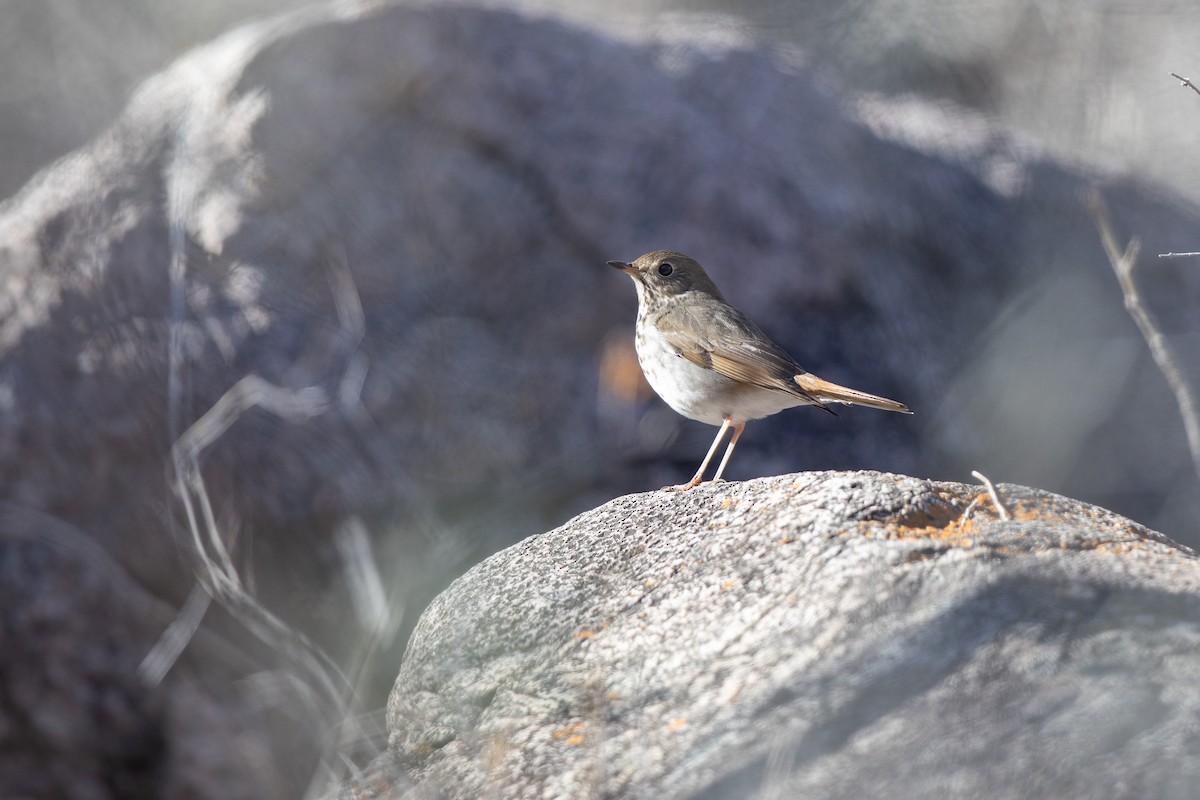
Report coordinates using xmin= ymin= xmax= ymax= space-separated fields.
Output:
xmin=970 ymin=470 xmax=1010 ymax=521
xmin=958 ymin=496 xmax=982 ymax=527
xmin=1157 ymin=252 xmax=1200 ymax=259
xmin=1084 ymin=188 xmax=1200 ymax=484
xmin=1170 ymin=72 xmax=1200 ymax=99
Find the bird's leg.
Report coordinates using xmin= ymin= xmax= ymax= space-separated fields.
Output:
xmin=666 ymin=416 xmax=732 ymax=491
xmin=710 ymin=422 xmax=745 ymax=483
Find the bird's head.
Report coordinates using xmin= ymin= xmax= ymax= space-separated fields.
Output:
xmin=607 ymin=250 xmax=723 ymax=307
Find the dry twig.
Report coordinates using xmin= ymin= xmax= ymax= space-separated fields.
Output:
xmin=970 ymin=470 xmax=1010 ymax=521
xmin=1084 ymin=188 xmax=1200 ymax=484
xmin=958 ymin=496 xmax=982 ymax=526
xmin=1169 ymin=72 xmax=1200 ymax=99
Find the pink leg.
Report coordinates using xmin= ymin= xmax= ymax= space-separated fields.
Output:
xmin=710 ymin=422 xmax=746 ymax=483
xmin=669 ymin=417 xmax=732 ymax=491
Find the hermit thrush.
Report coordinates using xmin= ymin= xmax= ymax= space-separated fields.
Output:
xmin=609 ymin=250 xmax=911 ymax=490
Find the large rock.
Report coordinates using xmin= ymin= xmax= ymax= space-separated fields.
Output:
xmin=372 ymin=470 xmax=1200 ymax=799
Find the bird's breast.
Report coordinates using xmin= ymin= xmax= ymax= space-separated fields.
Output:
xmin=634 ymin=319 xmax=800 ymax=426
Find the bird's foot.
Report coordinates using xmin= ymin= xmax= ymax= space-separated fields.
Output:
xmin=661 ymin=476 xmax=718 ymax=492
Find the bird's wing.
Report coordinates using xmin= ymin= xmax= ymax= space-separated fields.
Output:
xmin=654 ymin=300 xmax=835 ymax=412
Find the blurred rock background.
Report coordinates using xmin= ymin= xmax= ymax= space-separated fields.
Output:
xmin=5 ymin=0 xmax=1200 ymax=202
xmin=1 ymin=1 xmax=1199 ymax=797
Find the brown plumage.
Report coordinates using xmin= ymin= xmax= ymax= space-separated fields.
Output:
xmin=610 ymin=250 xmax=910 ymax=489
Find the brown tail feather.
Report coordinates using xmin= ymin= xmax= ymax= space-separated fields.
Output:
xmin=795 ymin=373 xmax=912 ymax=414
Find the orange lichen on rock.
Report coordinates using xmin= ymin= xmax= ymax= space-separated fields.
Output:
xmin=553 ymin=722 xmax=586 ymax=745
xmin=1086 ymin=542 xmax=1135 ymax=555
xmin=866 ymin=489 xmax=1167 ymax=558
xmin=870 ymin=493 xmax=977 ymax=543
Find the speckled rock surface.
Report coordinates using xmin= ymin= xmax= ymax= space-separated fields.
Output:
xmin=376 ymin=471 xmax=1200 ymax=799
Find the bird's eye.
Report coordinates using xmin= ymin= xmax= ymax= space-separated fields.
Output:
xmin=657 ymin=262 xmax=674 ymax=277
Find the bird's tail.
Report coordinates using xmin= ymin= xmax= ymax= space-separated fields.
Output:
xmin=794 ymin=372 xmax=912 ymax=414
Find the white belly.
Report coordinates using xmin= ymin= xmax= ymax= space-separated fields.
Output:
xmin=636 ymin=323 xmax=802 ymax=426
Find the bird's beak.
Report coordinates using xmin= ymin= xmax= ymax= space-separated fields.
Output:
xmin=607 ymin=260 xmax=636 ymax=275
